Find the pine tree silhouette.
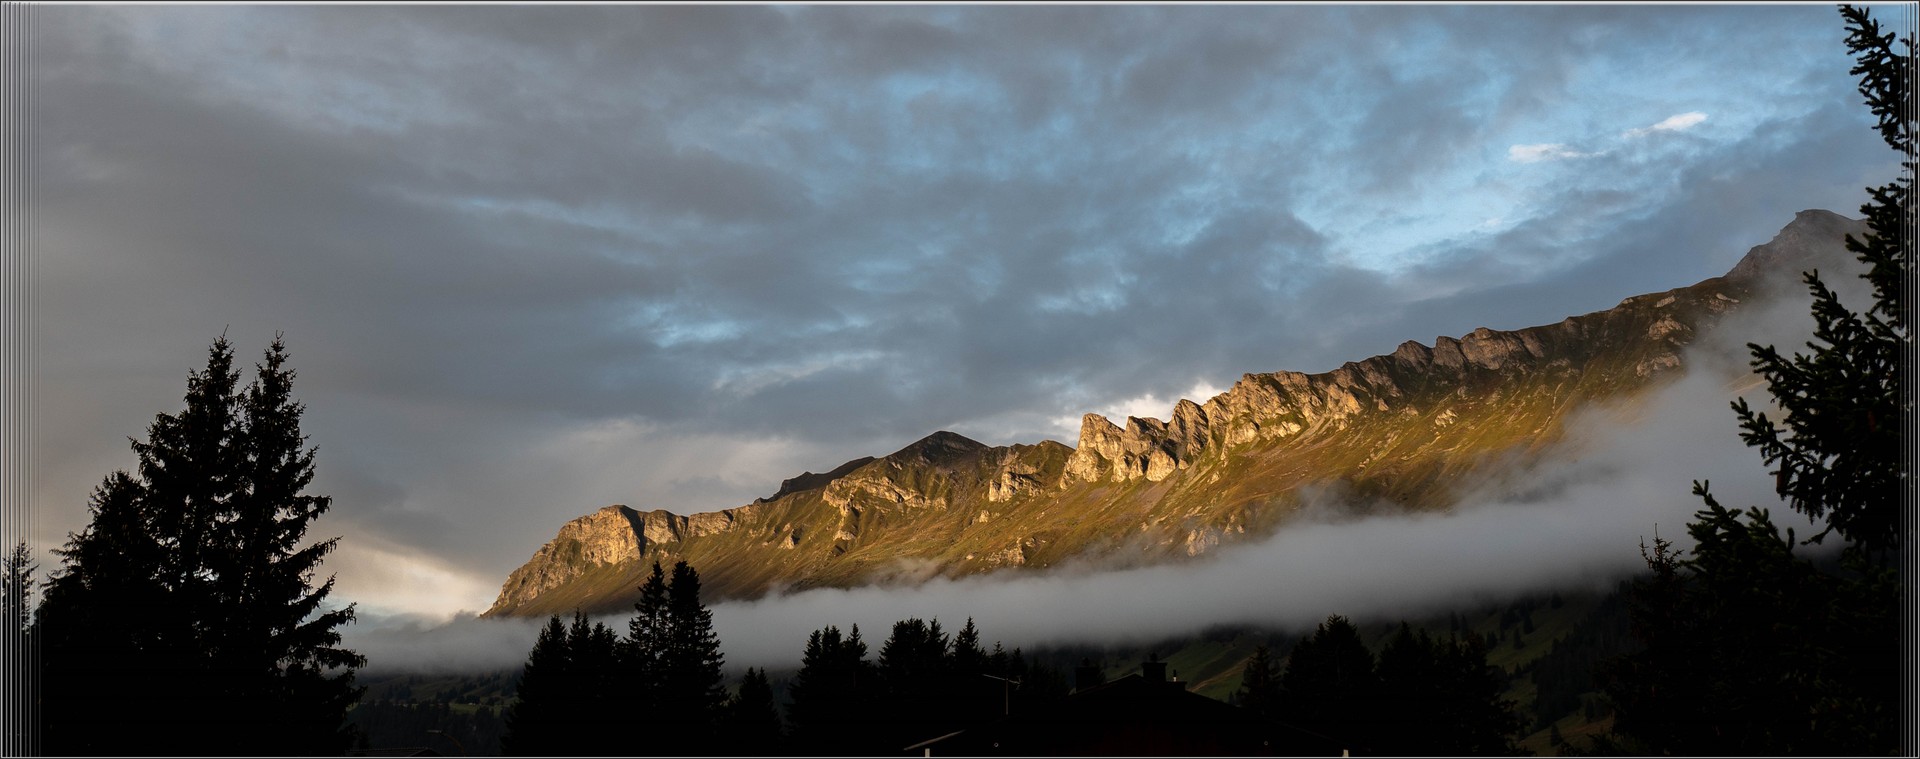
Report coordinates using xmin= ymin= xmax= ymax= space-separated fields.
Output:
xmin=721 ymin=667 xmax=784 ymax=755
xmin=38 ymin=336 xmax=363 ymax=755
xmin=658 ymin=561 xmax=726 ymax=755
xmin=1601 ymin=9 xmax=1910 ymax=753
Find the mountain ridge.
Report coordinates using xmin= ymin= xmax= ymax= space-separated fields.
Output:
xmin=483 ymin=209 xmax=1865 ymax=618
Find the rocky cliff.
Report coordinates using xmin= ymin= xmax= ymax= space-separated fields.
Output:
xmin=484 ymin=210 xmax=1866 ymax=618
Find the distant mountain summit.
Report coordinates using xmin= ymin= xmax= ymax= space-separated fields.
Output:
xmin=1725 ymin=209 xmax=1866 ymax=283
xmin=484 ymin=210 xmax=1866 ymax=618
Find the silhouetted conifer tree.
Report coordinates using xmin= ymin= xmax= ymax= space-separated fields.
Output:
xmin=2 ymin=543 xmax=36 ymax=756
xmin=658 ymin=561 xmax=726 ymax=755
xmin=221 ymin=337 xmax=363 ymax=752
xmin=502 ymin=615 xmax=571 ymax=756
xmin=786 ymin=624 xmax=878 ymax=755
xmin=2 ymin=543 xmax=33 ymax=639
xmin=502 ymin=611 xmax=625 ymax=755
xmin=575 ymin=612 xmax=626 ymax=754
xmin=1602 ymin=493 xmax=1899 ymax=754
xmin=949 ymin=617 xmax=986 ymax=676
xmin=1280 ymin=615 xmax=1378 ymax=754
xmin=1600 ymin=7 xmax=1908 ymax=755
xmin=624 ymin=561 xmax=670 ymax=713
xmin=986 ymin=643 xmax=1069 ymax=710
xmin=1725 ymin=6 xmax=1912 ymax=556
xmin=875 ymin=617 xmax=951 ymax=750
xmin=945 ymin=617 xmax=1002 ymax=727
xmin=38 ymin=336 xmax=362 ymax=756
xmin=1389 ymin=627 xmax=1521 ymax=755
xmin=721 ymin=667 xmax=784 ymax=756
xmin=1235 ymin=644 xmax=1282 ymax=722
xmin=503 ymin=561 xmax=726 ymax=756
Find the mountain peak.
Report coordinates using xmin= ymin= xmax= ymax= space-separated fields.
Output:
xmin=885 ymin=430 xmax=989 ymax=464
xmin=1724 ymin=209 xmax=1864 ymax=284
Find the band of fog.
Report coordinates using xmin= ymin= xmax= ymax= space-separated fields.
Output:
xmin=708 ymin=368 xmax=1793 ymax=671
xmin=343 ymin=287 xmax=1842 ymax=675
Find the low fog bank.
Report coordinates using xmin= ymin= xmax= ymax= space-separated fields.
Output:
xmin=346 ymin=611 xmax=550 ymax=676
xmin=710 ymin=378 xmax=1778 ymax=670
xmin=345 ymin=277 xmax=1850 ymax=675
xmin=705 ymin=285 xmax=1835 ymax=669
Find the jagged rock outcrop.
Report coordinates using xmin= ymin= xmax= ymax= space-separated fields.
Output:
xmin=988 ymin=442 xmax=1070 ymax=503
xmin=485 ymin=210 xmax=1867 ymax=618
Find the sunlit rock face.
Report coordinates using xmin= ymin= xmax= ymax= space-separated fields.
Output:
xmin=484 ymin=210 xmax=1867 ymax=618
xmin=489 ymin=505 xmax=645 ymax=613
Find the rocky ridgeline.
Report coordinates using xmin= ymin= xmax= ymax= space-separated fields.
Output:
xmin=1059 ymin=209 xmax=1859 ymax=488
xmin=1060 ymin=291 xmax=1729 ymax=485
xmin=485 ymin=210 xmax=1867 ymax=617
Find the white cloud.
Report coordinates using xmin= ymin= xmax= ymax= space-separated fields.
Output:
xmin=1626 ymin=111 xmax=1708 ymax=138
xmin=330 ymin=537 xmax=504 ymax=623
xmin=1051 ymin=380 xmax=1230 ymax=438
xmin=1507 ymin=143 xmax=1591 ymax=163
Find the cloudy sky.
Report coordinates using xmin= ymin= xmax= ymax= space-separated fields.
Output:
xmin=27 ymin=4 xmax=1902 ymax=621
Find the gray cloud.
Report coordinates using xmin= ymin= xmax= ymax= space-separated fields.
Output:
xmin=346 ymin=281 xmax=1846 ymax=672
xmin=27 ymin=5 xmax=1895 ymax=617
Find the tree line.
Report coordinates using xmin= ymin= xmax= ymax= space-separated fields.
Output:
xmin=1235 ymin=616 xmax=1524 ymax=756
xmin=500 ymin=560 xmax=733 ymax=756
xmin=498 ymin=578 xmax=1078 ymax=756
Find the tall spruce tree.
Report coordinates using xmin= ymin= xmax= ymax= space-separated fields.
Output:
xmin=224 ymin=336 xmax=364 ymax=753
xmin=786 ymin=624 xmax=878 ymax=755
xmin=37 ymin=472 xmax=172 ymax=755
xmin=501 ymin=615 xmax=571 ymax=756
xmin=1279 ymin=615 xmax=1379 ymax=755
xmin=1235 ymin=644 xmax=1281 ymax=720
xmin=2 ymin=543 xmax=34 ymax=640
xmin=501 ymin=611 xmax=626 ymax=756
xmin=1373 ymin=624 xmax=1521 ymax=756
xmin=1602 ymin=487 xmax=1900 ymax=754
xmin=571 ymin=613 xmax=625 ymax=756
xmin=624 ymin=560 xmax=670 ymax=711
xmin=2 ymin=543 xmax=36 ymax=757
xmin=949 ymin=617 xmax=987 ymax=679
xmin=503 ymin=561 xmax=727 ymax=756
xmin=945 ymin=617 xmax=999 ymax=727
xmin=720 ymin=667 xmax=784 ymax=756
xmin=659 ymin=561 xmax=726 ymax=755
xmin=875 ymin=617 xmax=951 ymax=751
xmin=38 ymin=336 xmax=363 ymax=755
xmin=1723 ymin=5 xmax=1912 ymax=557
xmin=1601 ymin=6 xmax=1910 ymax=754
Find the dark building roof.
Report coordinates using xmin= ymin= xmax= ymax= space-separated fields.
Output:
xmin=908 ymin=661 xmax=1285 ymax=757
